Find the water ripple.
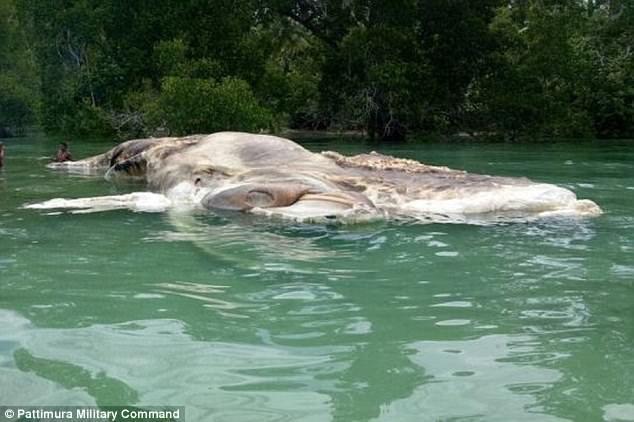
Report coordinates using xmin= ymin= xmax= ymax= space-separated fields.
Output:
xmin=0 ymin=310 xmax=342 ymax=420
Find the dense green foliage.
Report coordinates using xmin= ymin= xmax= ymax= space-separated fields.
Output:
xmin=0 ymin=0 xmax=38 ymax=135
xmin=2 ymin=0 xmax=632 ymax=139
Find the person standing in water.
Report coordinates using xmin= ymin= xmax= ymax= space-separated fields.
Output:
xmin=0 ymin=142 xmax=5 ymax=168
xmin=54 ymin=142 xmax=73 ymax=162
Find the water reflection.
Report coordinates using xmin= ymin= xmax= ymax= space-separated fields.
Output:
xmin=155 ymin=281 xmax=248 ymax=319
xmin=2 ymin=304 xmax=594 ymax=421
xmin=1 ymin=310 xmax=338 ymax=421
xmin=603 ymin=404 xmax=634 ymax=422
xmin=374 ymin=335 xmax=566 ymax=421
xmin=152 ymin=212 xmax=344 ymax=270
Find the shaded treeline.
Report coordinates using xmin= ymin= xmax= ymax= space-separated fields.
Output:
xmin=1 ymin=0 xmax=632 ymax=140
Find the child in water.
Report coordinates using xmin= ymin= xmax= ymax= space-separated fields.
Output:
xmin=54 ymin=142 xmax=73 ymax=162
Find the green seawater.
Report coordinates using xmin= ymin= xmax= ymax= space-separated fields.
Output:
xmin=0 ymin=134 xmax=633 ymax=421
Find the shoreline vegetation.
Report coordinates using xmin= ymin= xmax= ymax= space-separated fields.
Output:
xmin=282 ymin=129 xmax=634 ymax=143
xmin=1 ymin=1 xmax=632 ymax=142
xmin=9 ymin=126 xmax=634 ymax=146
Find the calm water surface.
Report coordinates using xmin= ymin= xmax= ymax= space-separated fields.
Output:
xmin=1 ymin=134 xmax=633 ymax=421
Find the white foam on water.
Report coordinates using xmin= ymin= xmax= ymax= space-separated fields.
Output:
xmin=168 ymin=181 xmax=205 ymax=205
xmin=431 ymin=301 xmax=473 ymax=308
xmin=343 ymin=320 xmax=373 ymax=335
xmin=133 ymin=293 xmax=166 ymax=299
xmin=603 ymin=403 xmax=634 ymax=421
xmin=435 ymin=319 xmax=472 ymax=326
xmin=435 ymin=251 xmax=459 ymax=257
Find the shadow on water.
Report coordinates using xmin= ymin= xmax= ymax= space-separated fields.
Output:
xmin=1 ymin=135 xmax=634 ymax=421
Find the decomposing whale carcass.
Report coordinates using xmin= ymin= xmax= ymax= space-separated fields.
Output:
xmin=27 ymin=132 xmax=602 ymax=224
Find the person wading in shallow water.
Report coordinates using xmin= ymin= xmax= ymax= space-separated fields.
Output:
xmin=54 ymin=142 xmax=73 ymax=162
xmin=0 ymin=142 xmax=5 ymax=168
